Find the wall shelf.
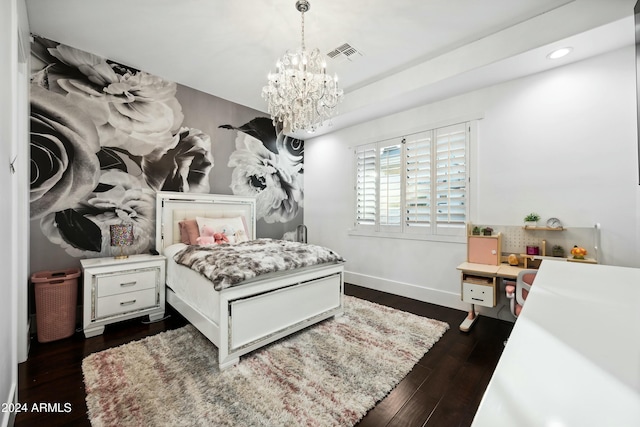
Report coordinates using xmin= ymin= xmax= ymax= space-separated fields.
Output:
xmin=519 ymin=254 xmax=597 ymax=268
xmin=523 ymin=226 xmax=565 ymax=231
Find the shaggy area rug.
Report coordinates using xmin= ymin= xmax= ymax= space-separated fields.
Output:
xmin=82 ymin=296 xmax=449 ymax=427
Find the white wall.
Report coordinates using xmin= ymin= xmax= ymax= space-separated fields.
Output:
xmin=1 ymin=0 xmax=29 ymax=425
xmin=305 ymin=46 xmax=640 ymax=316
xmin=0 ymin=1 xmax=14 ymax=422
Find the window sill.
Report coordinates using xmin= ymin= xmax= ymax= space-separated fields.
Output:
xmin=347 ymin=228 xmax=466 ymax=244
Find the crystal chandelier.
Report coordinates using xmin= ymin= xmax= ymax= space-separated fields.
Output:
xmin=262 ymin=0 xmax=343 ymax=133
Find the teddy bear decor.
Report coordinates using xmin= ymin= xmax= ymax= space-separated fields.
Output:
xmin=196 ymin=225 xmax=248 ymax=246
xmin=192 ymin=216 xmax=250 ymax=246
xmin=196 ymin=226 xmax=229 ymax=245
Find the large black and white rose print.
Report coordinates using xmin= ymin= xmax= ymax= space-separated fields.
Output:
xmin=223 ymin=118 xmax=304 ymax=223
xmin=30 ymin=84 xmax=101 ymax=219
xmin=43 ymin=40 xmax=185 ymax=160
xmin=30 ymin=36 xmax=215 ymax=259
xmin=142 ymin=127 xmax=214 ymax=192
xmin=40 ymin=170 xmax=156 ymax=258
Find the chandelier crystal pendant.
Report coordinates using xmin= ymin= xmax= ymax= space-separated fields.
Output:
xmin=262 ymin=0 xmax=344 ymax=133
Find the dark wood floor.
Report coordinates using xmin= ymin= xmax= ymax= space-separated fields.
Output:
xmin=16 ymin=284 xmax=513 ymax=427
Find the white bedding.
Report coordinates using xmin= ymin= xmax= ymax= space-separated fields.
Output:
xmin=165 ymin=243 xmax=220 ymax=323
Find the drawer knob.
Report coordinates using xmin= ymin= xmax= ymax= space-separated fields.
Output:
xmin=120 ymin=299 xmax=137 ymax=306
xmin=120 ymin=281 xmax=137 ymax=287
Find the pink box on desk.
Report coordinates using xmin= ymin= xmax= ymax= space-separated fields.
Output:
xmin=467 ymin=235 xmax=501 ymax=265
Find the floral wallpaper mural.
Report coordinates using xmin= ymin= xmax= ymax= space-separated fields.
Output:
xmin=221 ymin=117 xmax=303 ymax=223
xmin=29 ymin=36 xmax=304 ymax=270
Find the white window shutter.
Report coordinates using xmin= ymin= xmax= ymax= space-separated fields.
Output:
xmin=434 ymin=123 xmax=467 ymax=235
xmin=405 ymin=131 xmax=432 ymax=233
xmin=379 ymin=142 xmax=402 ymax=231
xmin=355 ymin=144 xmax=377 ymax=227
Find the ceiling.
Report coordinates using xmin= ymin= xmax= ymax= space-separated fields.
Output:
xmin=25 ymin=0 xmax=637 ymax=138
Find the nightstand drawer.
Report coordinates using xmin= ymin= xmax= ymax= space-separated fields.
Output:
xmin=96 ymin=288 xmax=157 ymax=318
xmin=96 ymin=269 xmax=157 ymax=298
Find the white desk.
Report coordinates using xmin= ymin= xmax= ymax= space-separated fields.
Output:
xmin=472 ymin=261 xmax=640 ymax=427
xmin=457 ymin=261 xmax=524 ymax=279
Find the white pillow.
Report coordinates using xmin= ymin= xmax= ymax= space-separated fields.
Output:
xmin=195 ymin=216 xmax=249 ymax=244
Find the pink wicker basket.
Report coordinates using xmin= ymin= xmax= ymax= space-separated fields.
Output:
xmin=31 ymin=269 xmax=80 ymax=343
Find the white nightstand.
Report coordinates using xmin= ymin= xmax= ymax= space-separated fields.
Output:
xmin=81 ymin=254 xmax=166 ymax=338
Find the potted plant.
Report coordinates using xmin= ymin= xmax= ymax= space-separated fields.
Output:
xmin=552 ymin=245 xmax=564 ymax=257
xmin=482 ymin=227 xmax=493 ymax=236
xmin=524 ymin=213 xmax=540 ymax=226
xmin=472 ymin=226 xmax=481 ymax=235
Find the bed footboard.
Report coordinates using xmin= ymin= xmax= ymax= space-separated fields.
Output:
xmin=217 ymin=264 xmax=344 ymax=369
xmin=168 ymin=263 xmax=344 ymax=370
xmin=230 ymin=273 xmax=341 ymax=350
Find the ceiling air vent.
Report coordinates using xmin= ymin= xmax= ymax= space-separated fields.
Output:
xmin=326 ymin=43 xmax=362 ymax=62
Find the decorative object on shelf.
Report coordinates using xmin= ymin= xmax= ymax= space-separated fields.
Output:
xmin=482 ymin=227 xmax=493 ymax=236
xmin=110 ymin=224 xmax=134 ymax=259
xmin=262 ymin=0 xmax=343 ymax=133
xmin=472 ymin=226 xmax=481 ymax=235
xmin=570 ymin=245 xmax=587 ymax=259
xmin=552 ymin=245 xmax=565 ymax=257
xmin=523 ymin=213 xmax=541 ymax=226
xmin=546 ymin=217 xmax=563 ymax=229
xmin=526 ymin=245 xmax=540 ymax=255
xmin=508 ymin=253 xmax=519 ymax=266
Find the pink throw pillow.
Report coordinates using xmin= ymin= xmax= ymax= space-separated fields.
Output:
xmin=178 ymin=219 xmax=200 ymax=245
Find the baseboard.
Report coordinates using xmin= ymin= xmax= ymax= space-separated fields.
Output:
xmin=1 ymin=382 xmax=17 ymax=427
xmin=345 ymin=271 xmax=466 ymax=310
xmin=344 ymin=271 xmax=515 ymax=322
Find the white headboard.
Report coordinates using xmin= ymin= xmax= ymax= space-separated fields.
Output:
xmin=155 ymin=191 xmax=256 ymax=254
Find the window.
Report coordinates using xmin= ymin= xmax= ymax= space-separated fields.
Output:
xmin=354 ymin=121 xmax=471 ymax=239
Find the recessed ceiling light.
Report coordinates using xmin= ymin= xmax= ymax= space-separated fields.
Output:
xmin=547 ymin=47 xmax=573 ymax=60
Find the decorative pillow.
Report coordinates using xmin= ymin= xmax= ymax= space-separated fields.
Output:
xmin=196 ymin=216 xmax=248 ymax=244
xmin=178 ymin=219 xmax=200 ymax=245
xmin=236 ymin=216 xmax=250 ymax=243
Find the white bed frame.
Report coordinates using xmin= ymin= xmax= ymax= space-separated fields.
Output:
xmin=155 ymin=191 xmax=344 ymax=370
